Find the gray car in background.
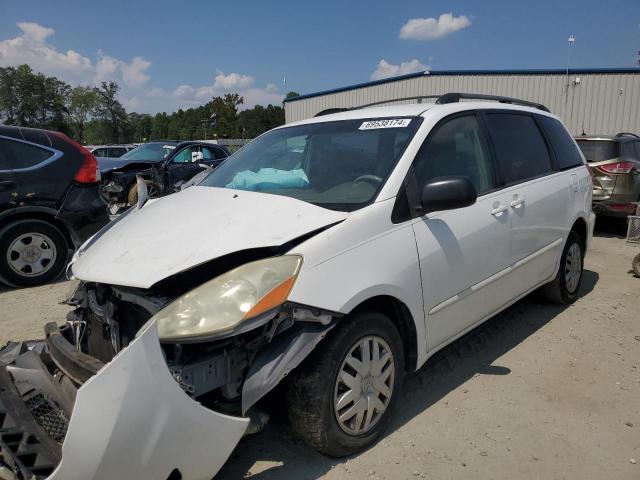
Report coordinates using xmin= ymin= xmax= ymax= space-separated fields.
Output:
xmin=576 ymin=133 xmax=640 ymax=217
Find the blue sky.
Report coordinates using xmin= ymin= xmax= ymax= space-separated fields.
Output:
xmin=1 ymin=0 xmax=638 ymax=113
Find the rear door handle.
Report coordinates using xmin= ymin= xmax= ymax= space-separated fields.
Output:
xmin=491 ymin=204 xmax=509 ymax=216
xmin=0 ymin=180 xmax=16 ymax=192
xmin=510 ymin=198 xmax=525 ymax=208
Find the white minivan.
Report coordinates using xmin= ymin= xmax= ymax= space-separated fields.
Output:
xmin=0 ymin=94 xmax=594 ymax=480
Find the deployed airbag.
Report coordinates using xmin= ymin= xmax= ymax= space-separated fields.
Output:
xmin=226 ymin=168 xmax=309 ymax=191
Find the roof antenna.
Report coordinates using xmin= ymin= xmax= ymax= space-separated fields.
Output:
xmin=581 ymin=120 xmax=586 ymax=136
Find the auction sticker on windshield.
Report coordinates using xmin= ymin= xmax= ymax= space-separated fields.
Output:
xmin=359 ymin=119 xmax=412 ymax=130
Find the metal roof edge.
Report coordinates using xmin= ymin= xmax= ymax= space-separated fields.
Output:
xmin=284 ymin=68 xmax=640 ymax=103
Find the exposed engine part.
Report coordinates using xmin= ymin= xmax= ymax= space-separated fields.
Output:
xmin=292 ymin=306 xmax=333 ymax=325
xmin=88 ymin=289 xmax=120 ymax=353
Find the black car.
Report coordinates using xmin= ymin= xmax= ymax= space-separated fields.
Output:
xmin=100 ymin=141 xmax=230 ymax=211
xmin=0 ymin=126 xmax=109 ymax=287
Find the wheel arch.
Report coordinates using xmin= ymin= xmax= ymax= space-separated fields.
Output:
xmin=345 ymin=295 xmax=419 ymax=371
xmin=570 ymin=216 xmax=588 ymax=247
xmin=0 ymin=208 xmax=73 ymax=249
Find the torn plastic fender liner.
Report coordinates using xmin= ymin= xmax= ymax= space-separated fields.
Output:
xmin=241 ymin=321 xmax=337 ymax=414
xmin=50 ymin=320 xmax=249 ymax=480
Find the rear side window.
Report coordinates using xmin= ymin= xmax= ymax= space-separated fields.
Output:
xmin=0 ymin=138 xmax=54 ymax=170
xmin=576 ymin=140 xmax=619 ymax=163
xmin=620 ymin=141 xmax=639 ymax=160
xmin=110 ymin=147 xmax=127 ymax=157
xmin=202 ymin=146 xmax=228 ymax=160
xmin=413 ymin=115 xmax=494 ymax=195
xmin=485 ymin=113 xmax=552 ymax=184
xmin=538 ymin=116 xmax=584 ymax=169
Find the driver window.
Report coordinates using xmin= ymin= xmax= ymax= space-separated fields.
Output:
xmin=413 ymin=115 xmax=493 ymax=195
xmin=172 ymin=146 xmax=196 ymax=163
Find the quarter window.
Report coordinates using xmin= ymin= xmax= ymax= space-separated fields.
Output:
xmin=413 ymin=115 xmax=494 ymax=195
xmin=485 ymin=113 xmax=553 ymax=184
xmin=0 ymin=138 xmax=54 ymax=170
xmin=537 ymin=115 xmax=584 ymax=170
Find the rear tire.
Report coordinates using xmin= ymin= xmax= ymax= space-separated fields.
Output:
xmin=632 ymin=253 xmax=640 ymax=278
xmin=287 ymin=312 xmax=404 ymax=457
xmin=0 ymin=220 xmax=68 ymax=287
xmin=540 ymin=230 xmax=584 ymax=304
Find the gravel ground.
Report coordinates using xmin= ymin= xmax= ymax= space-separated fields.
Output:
xmin=0 ymin=218 xmax=639 ymax=479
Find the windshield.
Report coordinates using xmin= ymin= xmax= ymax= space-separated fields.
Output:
xmin=121 ymin=143 xmax=176 ymax=162
xmin=576 ymin=140 xmax=619 ymax=162
xmin=199 ymin=118 xmax=422 ymax=211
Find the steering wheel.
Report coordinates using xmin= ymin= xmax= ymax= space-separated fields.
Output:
xmin=352 ymin=174 xmax=383 ymax=186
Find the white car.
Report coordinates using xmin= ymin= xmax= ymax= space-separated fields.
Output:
xmin=0 ymin=93 xmax=594 ymax=479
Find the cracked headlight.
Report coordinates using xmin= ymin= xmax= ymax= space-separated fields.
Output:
xmin=156 ymin=255 xmax=303 ymax=341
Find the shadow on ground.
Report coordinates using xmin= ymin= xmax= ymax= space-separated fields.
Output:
xmin=593 ymin=215 xmax=627 ymax=239
xmin=217 ymin=271 xmax=599 ymax=479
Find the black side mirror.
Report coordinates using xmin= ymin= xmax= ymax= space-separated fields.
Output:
xmin=420 ymin=176 xmax=477 ymax=214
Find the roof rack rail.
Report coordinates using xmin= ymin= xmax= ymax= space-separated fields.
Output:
xmin=312 ymin=92 xmax=550 ymax=117
xmin=615 ymin=132 xmax=639 ymax=138
xmin=315 ymin=108 xmax=351 ymax=117
xmin=436 ymin=93 xmax=550 ymax=112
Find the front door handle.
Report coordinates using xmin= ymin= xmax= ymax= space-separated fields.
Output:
xmin=510 ymin=198 xmax=525 ymax=208
xmin=491 ymin=204 xmax=509 ymax=216
xmin=0 ymin=180 xmax=16 ymax=192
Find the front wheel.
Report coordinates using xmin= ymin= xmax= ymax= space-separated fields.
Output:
xmin=287 ymin=312 xmax=404 ymax=457
xmin=540 ymin=230 xmax=585 ymax=304
xmin=127 ymin=180 xmax=159 ymax=206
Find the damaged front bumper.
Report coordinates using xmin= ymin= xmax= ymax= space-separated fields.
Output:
xmin=0 ymin=321 xmax=249 ymax=480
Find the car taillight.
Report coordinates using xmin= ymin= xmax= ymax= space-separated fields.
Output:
xmin=51 ymin=132 xmax=101 ymax=183
xmin=596 ymin=162 xmax=635 ymax=174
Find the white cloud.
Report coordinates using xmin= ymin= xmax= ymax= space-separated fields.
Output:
xmin=18 ymin=22 xmax=55 ymax=43
xmin=0 ymin=22 xmax=93 ymax=83
xmin=399 ymin=13 xmax=471 ymax=40
xmin=0 ymin=22 xmax=284 ymax=114
xmin=0 ymin=23 xmax=150 ymax=88
xmin=371 ymin=59 xmax=429 ymax=80
xmin=213 ymin=70 xmax=254 ymax=90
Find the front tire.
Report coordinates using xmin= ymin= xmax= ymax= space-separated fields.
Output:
xmin=540 ymin=230 xmax=584 ymax=304
xmin=287 ymin=312 xmax=404 ymax=457
xmin=0 ymin=220 xmax=68 ymax=287
xmin=127 ymin=180 xmax=159 ymax=206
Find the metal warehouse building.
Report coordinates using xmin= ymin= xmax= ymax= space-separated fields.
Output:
xmin=284 ymin=69 xmax=640 ymax=135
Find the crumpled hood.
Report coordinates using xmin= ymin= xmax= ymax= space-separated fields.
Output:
xmin=97 ymin=156 xmax=156 ymax=173
xmin=70 ymin=186 xmax=347 ymax=288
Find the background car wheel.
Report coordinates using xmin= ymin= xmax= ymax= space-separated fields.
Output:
xmin=127 ymin=181 xmax=159 ymax=206
xmin=540 ymin=230 xmax=585 ymax=304
xmin=632 ymin=253 xmax=640 ymax=278
xmin=287 ymin=311 xmax=404 ymax=457
xmin=0 ymin=220 xmax=68 ymax=287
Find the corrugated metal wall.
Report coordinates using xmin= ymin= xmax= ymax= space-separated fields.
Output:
xmin=284 ymin=72 xmax=640 ymax=135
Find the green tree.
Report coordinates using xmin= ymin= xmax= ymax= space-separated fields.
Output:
xmin=285 ymin=91 xmax=300 ymax=99
xmin=211 ymin=93 xmax=243 ymax=138
xmin=0 ymin=64 xmax=70 ymax=131
xmin=66 ymin=86 xmax=98 ymax=143
xmin=94 ymin=81 xmax=127 ymax=143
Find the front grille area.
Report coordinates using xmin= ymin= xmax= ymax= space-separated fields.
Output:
xmin=0 ymin=368 xmax=61 ymax=480
xmin=24 ymin=394 xmax=68 ymax=444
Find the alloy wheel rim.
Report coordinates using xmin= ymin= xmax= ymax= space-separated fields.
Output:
xmin=333 ymin=335 xmax=395 ymax=435
xmin=564 ymin=242 xmax=582 ymax=293
xmin=7 ymin=232 xmax=57 ymax=277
